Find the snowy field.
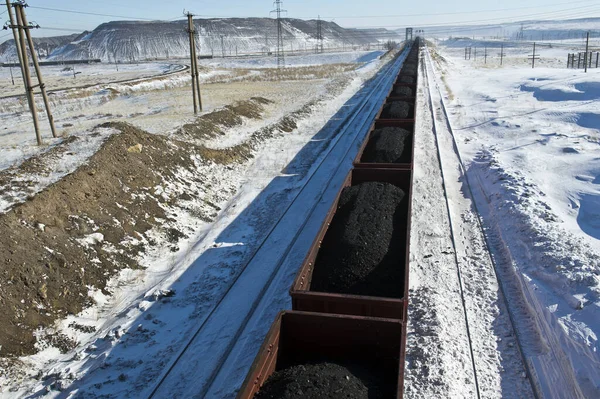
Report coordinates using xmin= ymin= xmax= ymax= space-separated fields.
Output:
xmin=0 ymin=49 xmax=393 ymax=397
xmin=0 ymin=62 xmax=186 ymax=98
xmin=198 ymin=50 xmax=386 ymax=68
xmin=429 ymin=39 xmax=600 ymax=397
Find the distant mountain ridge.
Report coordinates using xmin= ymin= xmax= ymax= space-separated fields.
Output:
xmin=0 ymin=33 xmax=87 ymax=62
xmin=1 ymin=18 xmax=400 ymax=62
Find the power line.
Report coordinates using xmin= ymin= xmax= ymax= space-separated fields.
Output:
xmin=28 ymin=6 xmax=163 ymax=22
xmin=104 ymin=0 xmax=598 ymax=21
xmin=39 ymin=26 xmax=89 ymax=33
xmin=343 ymin=4 xmax=600 ymax=30
xmin=300 ymin=0 xmax=600 ymax=19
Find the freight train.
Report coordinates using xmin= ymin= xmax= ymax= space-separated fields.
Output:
xmin=236 ymin=39 xmax=421 ymax=399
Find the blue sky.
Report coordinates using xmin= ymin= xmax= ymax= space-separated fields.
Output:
xmin=3 ymin=0 xmax=600 ymax=38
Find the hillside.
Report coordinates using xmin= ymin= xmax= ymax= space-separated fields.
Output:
xmin=0 ymin=33 xmax=86 ymax=62
xmin=1 ymin=18 xmax=399 ymax=62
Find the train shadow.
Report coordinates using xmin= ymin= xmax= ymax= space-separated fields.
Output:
xmin=29 ymin=70 xmax=381 ymax=399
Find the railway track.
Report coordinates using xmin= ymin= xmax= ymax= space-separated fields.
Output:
xmin=143 ymin=45 xmax=412 ymax=399
xmin=421 ymin=44 xmax=537 ymax=398
xmin=0 ymin=64 xmax=189 ymax=101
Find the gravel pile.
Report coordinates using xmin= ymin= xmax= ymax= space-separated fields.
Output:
xmin=361 ymin=127 xmax=411 ymax=164
xmin=394 ymin=86 xmax=413 ymax=97
xmin=255 ymin=362 xmax=393 ymax=399
xmin=381 ymin=101 xmax=411 ymax=119
xmin=311 ymin=182 xmax=407 ymax=298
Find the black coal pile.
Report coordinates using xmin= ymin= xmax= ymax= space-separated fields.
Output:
xmin=398 ymin=75 xmax=415 ymax=84
xmin=254 ymin=362 xmax=394 ymax=399
xmin=394 ymin=86 xmax=413 ymax=97
xmin=381 ymin=101 xmax=411 ymax=119
xmin=311 ymin=182 xmax=407 ymax=298
xmin=361 ymin=127 xmax=411 ymax=164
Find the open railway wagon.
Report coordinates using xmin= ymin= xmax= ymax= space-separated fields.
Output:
xmin=236 ymin=38 xmax=422 ymax=399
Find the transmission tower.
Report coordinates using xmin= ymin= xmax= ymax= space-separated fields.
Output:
xmin=270 ymin=0 xmax=286 ymax=67
xmin=316 ymin=15 xmax=323 ymax=53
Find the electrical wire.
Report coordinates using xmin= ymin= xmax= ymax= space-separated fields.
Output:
xmin=28 ymin=6 xmax=163 ymax=22
xmin=291 ymin=0 xmax=600 ymax=20
xmin=344 ymin=4 xmax=600 ymax=29
xmin=39 ymin=26 xmax=90 ymax=33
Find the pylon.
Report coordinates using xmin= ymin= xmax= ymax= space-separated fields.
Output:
xmin=270 ymin=0 xmax=286 ymax=68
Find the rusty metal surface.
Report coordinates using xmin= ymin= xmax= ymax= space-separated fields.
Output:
xmin=236 ymin=311 xmax=404 ymax=399
xmin=289 ymin=169 xmax=411 ymax=320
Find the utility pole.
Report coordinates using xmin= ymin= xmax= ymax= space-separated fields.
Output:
xmin=220 ymin=35 xmax=225 ymax=58
xmin=528 ymin=42 xmax=540 ymax=69
xmin=316 ymin=15 xmax=323 ymax=53
xmin=265 ymin=31 xmax=269 ymax=52
xmin=9 ymin=61 xmax=15 ymax=85
xmin=584 ymin=31 xmax=589 ymax=73
xmin=186 ymin=11 xmax=203 ymax=113
xmin=270 ymin=0 xmax=286 ymax=68
xmin=500 ymin=44 xmax=505 ymax=66
xmin=484 ymin=46 xmax=487 ymax=64
xmin=18 ymin=2 xmax=57 ymax=139
xmin=474 ymin=47 xmax=477 ymax=61
xmin=6 ymin=0 xmax=57 ymax=144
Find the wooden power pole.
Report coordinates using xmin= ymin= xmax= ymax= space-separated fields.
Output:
xmin=16 ymin=2 xmax=57 ymax=138
xmin=528 ymin=42 xmax=540 ymax=69
xmin=584 ymin=31 xmax=590 ymax=73
xmin=186 ymin=12 xmax=202 ymax=113
xmin=5 ymin=0 xmax=57 ymax=144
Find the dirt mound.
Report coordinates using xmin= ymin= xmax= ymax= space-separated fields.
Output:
xmin=255 ymin=362 xmax=393 ymax=399
xmin=311 ymin=182 xmax=407 ymax=298
xmin=361 ymin=127 xmax=411 ymax=164
xmin=381 ymin=101 xmax=412 ymax=119
xmin=177 ymin=97 xmax=272 ymax=141
xmin=394 ymin=86 xmax=413 ymax=97
xmin=0 ymin=122 xmax=219 ymax=357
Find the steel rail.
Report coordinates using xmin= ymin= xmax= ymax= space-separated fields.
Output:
xmin=145 ymin=45 xmax=411 ymax=399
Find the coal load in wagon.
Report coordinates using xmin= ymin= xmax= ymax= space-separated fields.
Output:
xmin=254 ymin=362 xmax=394 ymax=399
xmin=398 ymin=75 xmax=415 ymax=84
xmin=381 ymin=101 xmax=411 ymax=119
xmin=394 ymin=86 xmax=413 ymax=97
xmin=361 ymin=127 xmax=411 ymax=164
xmin=311 ymin=182 xmax=407 ymax=298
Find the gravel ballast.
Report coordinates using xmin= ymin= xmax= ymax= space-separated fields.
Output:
xmin=255 ymin=362 xmax=394 ymax=399
xmin=311 ymin=182 xmax=407 ymax=298
xmin=361 ymin=127 xmax=411 ymax=164
xmin=381 ymin=101 xmax=411 ymax=119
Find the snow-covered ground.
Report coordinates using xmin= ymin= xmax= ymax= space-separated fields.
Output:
xmin=429 ymin=40 xmax=600 ymax=397
xmin=0 ymin=62 xmax=185 ymax=98
xmin=0 ymin=49 xmax=393 ymax=397
xmin=198 ymin=50 xmax=386 ymax=69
